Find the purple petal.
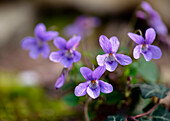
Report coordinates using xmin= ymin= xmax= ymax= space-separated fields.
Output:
xmin=87 ymin=86 xmax=100 ymax=99
xmin=99 ymin=80 xmax=113 ymax=93
xmin=105 ymin=60 xmax=118 ymax=72
xmin=145 ymin=28 xmax=156 ymax=44
xmin=80 ymin=67 xmax=93 ymax=80
xmin=42 ymin=43 xmax=50 ymax=58
xmin=92 ymin=65 xmax=106 ymax=80
xmin=110 ymin=36 xmax=120 ymax=53
xmin=49 ymin=50 xmax=65 ymax=63
xmin=74 ymin=81 xmax=90 ymax=96
xmin=116 ymin=54 xmax=132 ymax=65
xmin=60 ymin=56 xmax=73 ymax=68
xmin=29 ymin=46 xmax=41 ymax=59
xmin=128 ymin=33 xmax=144 ymax=44
xmin=142 ymin=50 xmax=152 ymax=61
xmin=99 ymin=35 xmax=112 ymax=53
xmin=21 ymin=37 xmax=37 ymax=50
xmin=153 ymin=20 xmax=168 ymax=35
xmin=41 ymin=31 xmax=59 ymax=41
xmin=34 ymin=23 xmax=46 ymax=39
xmin=54 ymin=37 xmax=67 ymax=50
xmin=67 ymin=35 xmax=81 ymax=49
xmin=149 ymin=45 xmax=162 ymax=59
xmin=96 ymin=54 xmax=108 ymax=66
xmin=136 ymin=10 xmax=147 ymax=19
xmin=34 ymin=23 xmax=58 ymax=41
xmin=133 ymin=45 xmax=141 ymax=59
xmin=55 ymin=74 xmax=65 ymax=89
xmin=141 ymin=1 xmax=153 ymax=14
xmin=73 ymin=50 xmax=81 ymax=62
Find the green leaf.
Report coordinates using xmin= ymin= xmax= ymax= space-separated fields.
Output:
xmin=137 ymin=57 xmax=158 ymax=83
xmin=152 ymin=105 xmax=170 ymax=121
xmin=139 ymin=84 xmax=169 ymax=99
xmin=106 ymin=115 xmax=126 ymax=121
xmin=61 ymin=82 xmax=76 ymax=91
xmin=62 ymin=92 xmax=79 ymax=107
xmin=105 ymin=91 xmax=124 ymax=104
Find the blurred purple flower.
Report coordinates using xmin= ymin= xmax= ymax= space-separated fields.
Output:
xmin=21 ymin=23 xmax=59 ymax=59
xmin=63 ymin=15 xmax=100 ymax=38
xmin=136 ymin=1 xmax=168 ymax=37
xmin=128 ymin=28 xmax=162 ymax=61
xmin=49 ymin=35 xmax=81 ymax=68
xmin=96 ymin=35 xmax=132 ymax=72
xmin=75 ymin=66 xmax=113 ymax=99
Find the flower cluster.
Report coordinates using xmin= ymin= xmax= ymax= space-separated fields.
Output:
xmin=75 ymin=28 xmax=162 ymax=99
xmin=21 ymin=19 xmax=162 ymax=100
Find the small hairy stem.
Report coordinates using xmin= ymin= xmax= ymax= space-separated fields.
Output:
xmin=129 ymin=99 xmax=160 ymax=120
xmin=84 ymin=96 xmax=91 ymax=121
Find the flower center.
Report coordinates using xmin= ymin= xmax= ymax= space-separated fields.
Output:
xmin=89 ymin=80 xmax=98 ymax=89
xmin=141 ymin=44 xmax=148 ymax=53
xmin=65 ymin=50 xmax=74 ymax=59
xmin=105 ymin=53 xmax=115 ymax=63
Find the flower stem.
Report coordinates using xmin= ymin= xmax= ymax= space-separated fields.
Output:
xmin=129 ymin=99 xmax=160 ymax=120
xmin=84 ymin=96 xmax=91 ymax=121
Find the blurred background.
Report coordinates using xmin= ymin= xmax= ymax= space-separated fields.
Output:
xmin=0 ymin=0 xmax=170 ymax=120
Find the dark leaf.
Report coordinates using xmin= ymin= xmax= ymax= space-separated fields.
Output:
xmin=105 ymin=91 xmax=124 ymax=104
xmin=106 ymin=115 xmax=126 ymax=121
xmin=139 ymin=84 xmax=169 ymax=99
xmin=152 ymin=105 xmax=170 ymax=121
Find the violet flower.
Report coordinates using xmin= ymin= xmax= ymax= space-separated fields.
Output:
xmin=128 ymin=28 xmax=162 ymax=61
xmin=21 ymin=23 xmax=59 ymax=59
xmin=63 ymin=15 xmax=100 ymax=38
xmin=96 ymin=35 xmax=132 ymax=72
xmin=49 ymin=35 xmax=81 ymax=68
xmin=74 ymin=66 xmax=113 ymax=99
xmin=136 ymin=1 xmax=168 ymax=37
xmin=21 ymin=23 xmax=58 ymax=59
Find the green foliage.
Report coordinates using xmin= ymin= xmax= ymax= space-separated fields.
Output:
xmin=124 ymin=57 xmax=159 ymax=84
xmin=138 ymin=105 xmax=170 ymax=121
xmin=106 ymin=115 xmax=126 ymax=121
xmin=61 ymin=81 xmax=76 ymax=91
xmin=105 ymin=91 xmax=124 ymax=104
xmin=139 ymin=84 xmax=169 ymax=99
xmin=0 ymin=72 xmax=78 ymax=121
xmin=62 ymin=92 xmax=79 ymax=107
xmin=137 ymin=57 xmax=159 ymax=83
xmin=152 ymin=105 xmax=170 ymax=121
xmin=132 ymin=97 xmax=151 ymax=114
